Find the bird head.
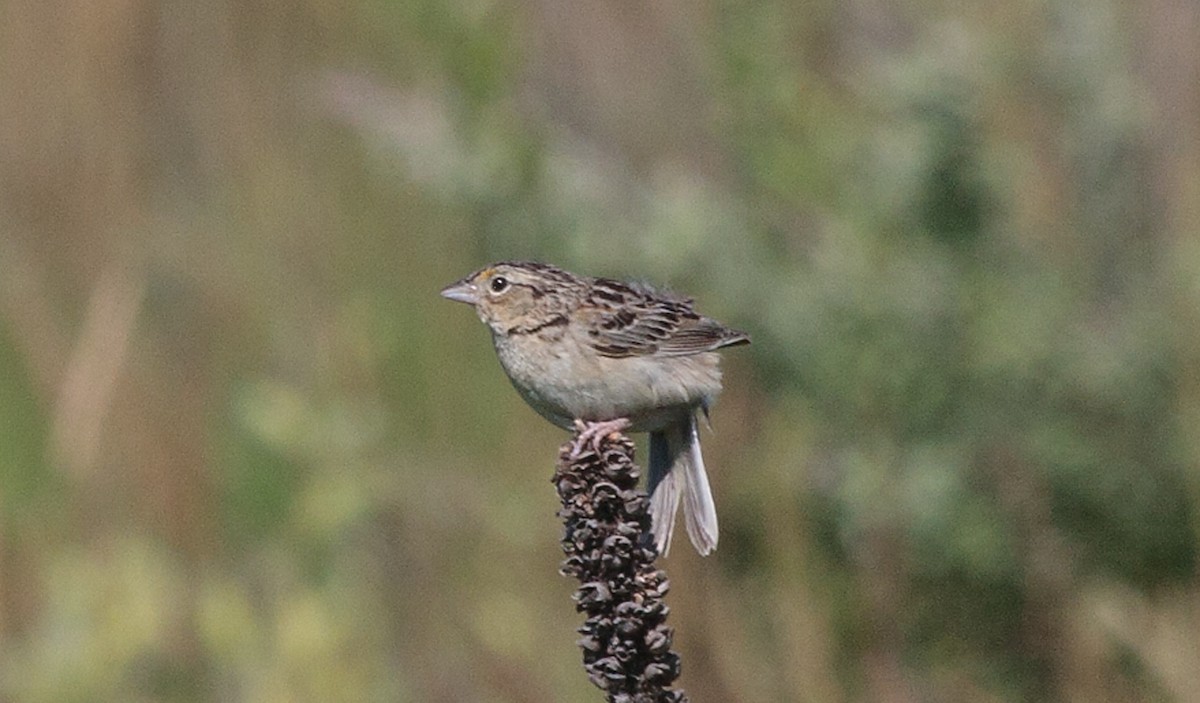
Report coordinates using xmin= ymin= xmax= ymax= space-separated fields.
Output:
xmin=441 ymin=261 xmax=576 ymax=334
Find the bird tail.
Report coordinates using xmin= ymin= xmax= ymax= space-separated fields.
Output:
xmin=648 ymin=414 xmax=719 ymax=557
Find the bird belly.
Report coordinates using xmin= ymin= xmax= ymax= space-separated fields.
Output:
xmin=494 ymin=333 xmax=722 ymax=432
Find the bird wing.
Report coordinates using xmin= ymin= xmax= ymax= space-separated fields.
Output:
xmin=584 ymin=278 xmax=749 ymax=359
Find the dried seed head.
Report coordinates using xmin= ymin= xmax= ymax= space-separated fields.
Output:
xmin=552 ymin=426 xmax=689 ymax=702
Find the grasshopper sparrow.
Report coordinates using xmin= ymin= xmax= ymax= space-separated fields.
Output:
xmin=441 ymin=261 xmax=749 ymax=556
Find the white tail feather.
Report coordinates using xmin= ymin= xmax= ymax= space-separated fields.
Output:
xmin=681 ymin=416 xmax=718 ymax=555
xmin=650 ymin=467 xmax=682 ymax=556
xmin=648 ymin=414 xmax=719 ymax=557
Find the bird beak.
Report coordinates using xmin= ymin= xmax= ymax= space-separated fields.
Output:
xmin=440 ymin=281 xmax=478 ymax=305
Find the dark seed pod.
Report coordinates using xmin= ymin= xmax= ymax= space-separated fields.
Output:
xmin=552 ymin=427 xmax=689 ymax=702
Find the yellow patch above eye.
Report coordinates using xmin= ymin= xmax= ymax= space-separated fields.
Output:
xmin=478 ymin=267 xmax=495 ymax=281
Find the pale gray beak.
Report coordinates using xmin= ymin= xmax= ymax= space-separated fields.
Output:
xmin=440 ymin=281 xmax=479 ymax=305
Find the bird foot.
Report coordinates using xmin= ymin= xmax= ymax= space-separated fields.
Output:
xmin=570 ymin=418 xmax=631 ymax=458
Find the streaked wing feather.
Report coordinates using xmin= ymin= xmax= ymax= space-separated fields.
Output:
xmin=656 ymin=321 xmax=749 ymax=356
xmin=584 ymin=278 xmax=748 ymax=358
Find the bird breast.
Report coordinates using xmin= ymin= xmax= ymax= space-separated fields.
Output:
xmin=491 ymin=330 xmax=724 ymax=432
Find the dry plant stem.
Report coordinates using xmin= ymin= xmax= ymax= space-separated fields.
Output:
xmin=553 ymin=425 xmax=689 ymax=703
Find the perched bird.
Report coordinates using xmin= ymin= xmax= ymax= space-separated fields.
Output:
xmin=441 ymin=261 xmax=749 ymax=556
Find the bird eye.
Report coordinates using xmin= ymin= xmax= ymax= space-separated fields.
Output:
xmin=490 ymin=276 xmax=509 ymax=293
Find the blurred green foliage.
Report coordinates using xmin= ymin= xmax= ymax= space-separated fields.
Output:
xmin=1 ymin=0 xmax=1199 ymax=701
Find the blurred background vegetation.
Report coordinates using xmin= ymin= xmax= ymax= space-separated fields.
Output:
xmin=1 ymin=0 xmax=1198 ymax=700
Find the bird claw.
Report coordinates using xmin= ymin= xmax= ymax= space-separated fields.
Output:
xmin=569 ymin=418 xmax=631 ymax=458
